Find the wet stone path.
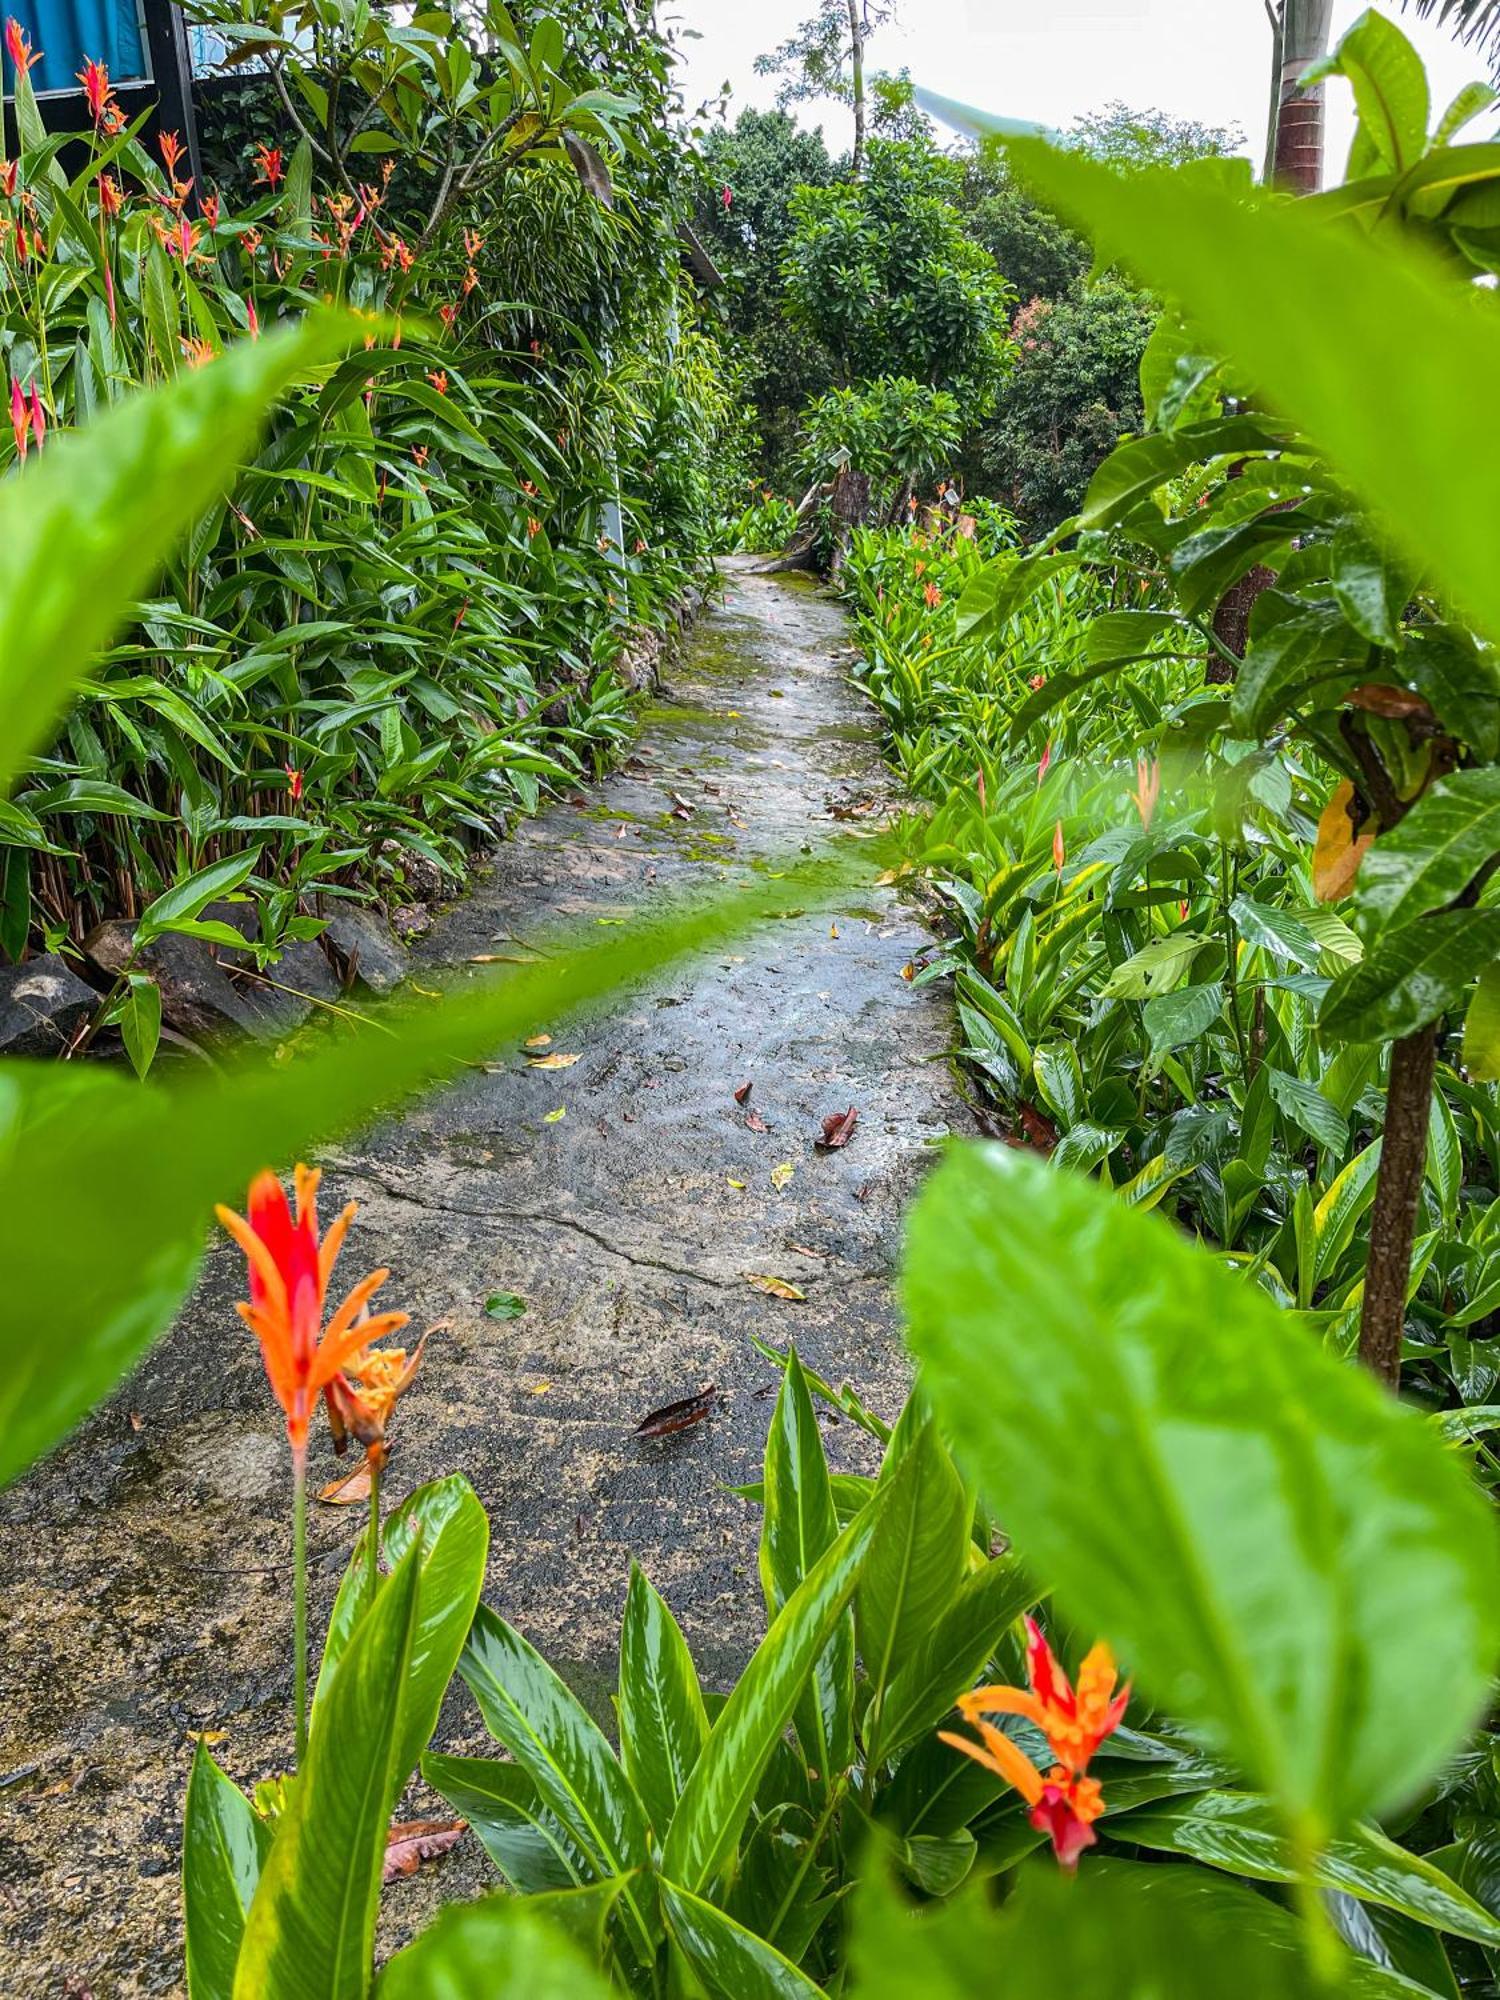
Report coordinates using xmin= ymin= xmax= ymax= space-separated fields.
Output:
xmin=0 ymin=559 xmax=963 ymax=1995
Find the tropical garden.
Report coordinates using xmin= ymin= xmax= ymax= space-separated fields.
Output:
xmin=9 ymin=0 xmax=1500 ymax=1994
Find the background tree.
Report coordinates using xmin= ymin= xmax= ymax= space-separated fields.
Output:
xmin=1068 ymin=100 xmax=1247 ymax=166
xmin=753 ymin=0 xmax=897 ymax=173
xmin=782 ymin=138 xmax=1015 ymax=408
xmin=1404 ymin=0 xmax=1500 ymax=70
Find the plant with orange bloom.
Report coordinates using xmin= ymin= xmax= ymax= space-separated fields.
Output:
xmin=254 ymin=142 xmax=284 ymax=192
xmin=1130 ymin=754 xmax=1162 ymax=831
xmin=940 ymin=1618 xmax=1129 ymax=1869
xmin=76 ymin=57 xmax=122 ymax=131
xmin=1052 ymin=819 xmax=1066 ymax=876
xmin=922 ymin=580 xmax=942 ymax=608
xmin=5 ymin=17 xmax=40 ymax=76
xmin=217 ymin=1165 xmax=410 ymax=1760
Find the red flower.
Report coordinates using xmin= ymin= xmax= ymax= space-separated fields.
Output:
xmin=1 ymin=158 xmax=16 ymax=198
xmin=1130 ymin=754 xmax=1162 ymax=831
xmin=922 ymin=581 xmax=942 ymax=609
xmin=247 ymin=298 xmax=260 ymax=339
xmin=721 ymin=184 xmax=732 ymax=210
xmin=77 ymin=57 xmax=115 ymax=127
xmin=9 ymin=375 xmax=27 ymax=463
xmin=28 ymin=382 xmax=44 ymax=451
xmin=215 ymin=1166 xmax=409 ymax=1454
xmin=254 ymin=143 xmax=284 ymax=193
xmin=426 ymin=369 xmax=448 ymax=394
xmin=940 ymin=1620 xmax=1129 ymax=1870
xmin=98 ymin=173 xmax=124 ymax=216
xmin=159 ymin=129 xmax=186 ymax=179
xmin=1037 ymin=739 xmax=1052 ymax=786
xmin=284 ymin=764 xmax=303 ymax=801
xmin=5 ymin=18 xmax=41 ymax=76
xmin=1052 ymin=820 xmax=1066 ymax=875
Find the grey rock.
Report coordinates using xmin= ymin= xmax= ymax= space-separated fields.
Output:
xmin=201 ymin=901 xmax=342 ymax=1013
xmin=0 ymin=953 xmax=97 ymax=1055
xmin=82 ymin=919 xmax=307 ymax=1042
xmin=391 ymin=902 xmax=431 ymax=940
xmin=319 ymin=903 xmax=409 ymax=994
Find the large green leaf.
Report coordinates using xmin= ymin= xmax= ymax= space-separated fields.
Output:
xmin=1353 ymin=771 xmax=1500 ymax=934
xmin=855 ymin=1417 xmax=969 ymax=1734
xmin=1319 ymin=909 xmax=1500 ymax=1040
xmin=1078 ymin=417 xmax=1288 ymax=531
xmin=661 ymin=1461 xmax=903 ymax=1892
xmin=314 ymin=1475 xmax=488 ymax=1789
xmin=420 ymin=1753 xmax=589 ymax=1893
xmin=1000 ymin=137 xmax=1500 ymax=650
xmin=759 ymin=1347 xmax=852 ymax=1790
xmin=234 ymin=1546 xmax=421 ymax=1999
xmin=457 ymin=1606 xmax=656 ymax=1958
xmin=0 ymin=851 xmax=857 ymax=1492
xmin=1117 ymin=1791 xmax=1500 ymax=1948
xmin=375 ymin=1893 xmax=614 ymax=2000
xmin=1304 ymin=9 xmax=1431 ymax=175
xmin=901 ymin=1145 xmax=1500 ymax=1839
xmin=869 ymin=1555 xmax=1037 ymax=1766
xmin=183 ymin=1742 xmax=273 ymax=2000
xmin=847 ymin=1857 xmax=1431 ymax=1998
xmin=660 ymin=1879 xmax=823 ymax=2000
xmin=1 ymin=314 xmax=350 ymax=798
xmin=617 ymin=1564 xmax=710 ymax=1842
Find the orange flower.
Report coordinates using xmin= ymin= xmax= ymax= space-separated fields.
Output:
xmin=1052 ymin=820 xmax=1066 ymax=876
xmin=77 ymin=57 xmax=120 ymax=129
xmin=922 ymin=581 xmax=942 ymax=609
xmin=1129 ymin=754 xmax=1162 ymax=831
xmin=940 ymin=1618 xmax=1129 ymax=1869
xmin=216 ymin=1166 xmax=409 ymax=1453
xmin=5 ymin=18 xmax=41 ymax=76
xmin=254 ymin=142 xmax=284 ymax=193
xmin=426 ymin=368 xmax=448 ymax=393
xmin=180 ymin=335 xmax=214 ymax=368
xmin=324 ymin=1333 xmax=428 ymax=1469
xmin=158 ymin=129 xmax=186 ymax=180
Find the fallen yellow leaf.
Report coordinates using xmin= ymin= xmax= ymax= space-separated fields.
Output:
xmin=544 ymin=1107 xmax=566 ymax=1123
xmin=747 ymin=1274 xmax=807 ymax=1302
xmin=525 ymin=1033 xmax=552 ymax=1049
xmin=770 ymin=1162 xmax=795 ymax=1193
xmin=530 ymin=1381 xmax=552 ymax=1395
xmin=529 ymin=1052 xmax=581 ymax=1069
xmin=726 ymin=1177 xmax=746 ymax=1190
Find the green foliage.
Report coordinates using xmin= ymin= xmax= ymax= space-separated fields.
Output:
xmin=799 ymin=377 xmax=962 ymax=499
xmin=783 ymin=140 xmax=1016 ymax=410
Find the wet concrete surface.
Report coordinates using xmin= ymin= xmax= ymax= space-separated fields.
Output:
xmin=0 ymin=559 xmax=963 ymax=1996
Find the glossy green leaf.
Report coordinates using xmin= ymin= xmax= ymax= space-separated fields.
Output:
xmin=0 ymin=851 xmax=858 ymax=1492
xmin=420 ymin=1753 xmax=588 ymax=1893
xmin=183 ymin=1741 xmax=272 ymax=2000
xmin=1118 ymin=1791 xmax=1500 ymax=1947
xmin=1078 ymin=417 xmax=1287 ymax=531
xmin=1304 ymin=10 xmax=1430 ymax=174
xmin=314 ymin=1475 xmax=488 ymax=1790
xmin=856 ymin=1417 xmax=969 ymax=1746
xmin=869 ymin=1556 xmax=1038 ymax=1766
xmin=1463 ymin=961 xmax=1500 ymax=1081
xmin=457 ymin=1606 xmax=656 ymax=1959
xmin=135 ymin=851 xmax=263 ymax=946
xmin=759 ymin=1346 xmax=852 ymax=1789
xmin=1001 ymin=137 xmax=1500 ymax=650
xmin=235 ymin=1546 xmax=420 ymax=1999
xmin=114 ymin=973 xmax=162 ymax=1081
xmin=1354 ymin=771 xmax=1500 ymax=936
xmin=1 ymin=315 xmax=351 ymax=798
xmin=375 ymin=1893 xmax=615 ymax=2000
xmin=847 ymin=1857 xmax=1427 ymax=1998
xmin=1320 ymin=910 xmax=1500 ymax=1040
xmin=902 ymin=1145 xmax=1500 ymax=1834
xmin=618 ymin=1563 xmax=710 ymax=1842
xmin=662 ymin=1460 xmax=902 ymax=1892
xmin=1266 ymin=1069 xmax=1349 ymax=1155
xmin=660 ymin=1879 xmax=822 ymax=2000
xmin=1142 ymin=980 xmax=1224 ymax=1058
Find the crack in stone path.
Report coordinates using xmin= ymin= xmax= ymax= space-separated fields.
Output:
xmin=0 ymin=558 xmax=964 ymax=1996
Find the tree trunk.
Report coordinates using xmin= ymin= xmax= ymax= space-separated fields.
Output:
xmin=848 ymin=0 xmax=867 ymax=176
xmin=1266 ymin=0 xmax=1337 ymax=192
xmin=827 ymin=464 xmax=872 ymax=579
xmin=1358 ymin=1025 xmax=1438 ymax=1388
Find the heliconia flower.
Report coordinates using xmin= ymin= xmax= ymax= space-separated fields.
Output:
xmin=216 ymin=1165 xmax=409 ymax=1454
xmin=76 ymin=56 xmax=115 ymax=127
xmin=98 ymin=172 xmax=124 ymax=216
xmin=412 ymin=444 xmax=429 ymax=469
xmin=246 ymin=297 xmax=260 ymax=339
xmin=1 ymin=158 xmax=17 ymax=197
xmin=159 ymin=129 xmax=186 ymax=179
xmin=438 ymin=302 xmax=459 ymax=330
xmin=634 ymin=537 xmax=647 ymax=554
xmin=1130 ymin=754 xmax=1162 ymax=831
xmin=1028 ymin=671 xmax=1045 ymax=692
xmin=201 ymin=191 xmax=220 ymax=229
xmin=284 ymin=764 xmax=303 ymax=800
xmin=1037 ymin=739 xmax=1052 ymax=786
xmin=463 ymin=227 xmax=484 ymax=259
xmin=27 ymin=382 xmax=44 ymax=451
xmin=1052 ymin=820 xmax=1066 ymax=875
xmin=721 ymin=184 xmax=733 ymax=210
xmin=180 ymin=335 xmax=214 ymax=368
xmin=253 ymin=142 xmax=284 ymax=192
xmin=940 ymin=1619 xmax=1129 ymax=1869
xmin=426 ymin=368 xmax=448 ymax=393
xmin=10 ymin=375 xmax=28 ymax=462
xmin=324 ymin=1332 xmax=428 ymax=1469
xmin=923 ymin=581 xmax=942 ymax=608
xmin=5 ymin=18 xmax=41 ymax=76
xmin=526 ymin=515 xmax=541 ymax=539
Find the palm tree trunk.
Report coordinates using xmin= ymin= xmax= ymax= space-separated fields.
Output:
xmin=1267 ymin=0 xmax=1337 ymax=191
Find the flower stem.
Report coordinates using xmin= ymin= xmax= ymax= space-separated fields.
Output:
xmin=292 ymin=1444 xmax=309 ymax=1768
xmin=366 ymin=1456 xmax=382 ymax=1602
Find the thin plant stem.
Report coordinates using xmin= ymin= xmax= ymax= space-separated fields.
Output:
xmin=366 ymin=1454 xmax=382 ymax=1601
xmin=292 ymin=1443 xmax=309 ymax=1767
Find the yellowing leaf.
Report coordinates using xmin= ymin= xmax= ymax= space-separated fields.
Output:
xmin=1314 ymin=780 xmax=1376 ymax=902
xmin=528 ymin=1052 xmax=581 ymax=1070
xmin=726 ymin=1177 xmax=746 ymax=1190
xmin=543 ymin=1107 xmax=566 ymax=1124
xmin=524 ymin=1033 xmax=551 ymax=1049
xmin=530 ymin=1380 xmax=551 ymax=1395
xmin=770 ymin=1162 xmax=795 ymax=1192
xmin=747 ymin=1273 xmax=807 ymax=1301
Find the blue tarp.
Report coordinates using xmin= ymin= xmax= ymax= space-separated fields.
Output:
xmin=11 ymin=0 xmax=148 ymax=96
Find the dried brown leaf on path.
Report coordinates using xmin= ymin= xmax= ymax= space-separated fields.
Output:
xmin=816 ymin=1106 xmax=859 ymax=1151
xmin=634 ymin=1385 xmax=719 ymax=1440
xmin=383 ymin=1819 xmax=467 ymax=1884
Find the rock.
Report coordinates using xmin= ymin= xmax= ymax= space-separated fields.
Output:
xmin=378 ymin=842 xmax=446 ymax=905
xmin=201 ymin=902 xmax=343 ymax=1013
xmin=0 ymin=954 xmax=97 ymax=1055
xmin=319 ymin=904 xmax=409 ymax=995
xmin=82 ymin=920 xmax=308 ymax=1043
xmin=391 ymin=903 xmax=431 ymax=941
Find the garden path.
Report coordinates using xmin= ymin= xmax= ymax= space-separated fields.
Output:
xmin=0 ymin=559 xmax=963 ymax=1995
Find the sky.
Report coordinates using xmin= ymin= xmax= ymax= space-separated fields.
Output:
xmin=666 ymin=0 xmax=1489 ymax=177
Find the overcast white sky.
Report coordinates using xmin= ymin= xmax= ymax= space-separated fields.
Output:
xmin=666 ymin=0 xmax=1490 ymax=178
